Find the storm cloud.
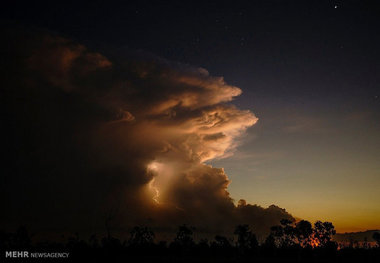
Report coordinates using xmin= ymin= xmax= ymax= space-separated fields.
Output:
xmin=1 ymin=26 xmax=293 ymax=239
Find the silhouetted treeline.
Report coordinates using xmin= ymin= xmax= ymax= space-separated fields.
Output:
xmin=1 ymin=222 xmax=380 ymax=262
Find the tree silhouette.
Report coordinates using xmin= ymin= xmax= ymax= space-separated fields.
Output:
xmin=196 ymin=238 xmax=209 ymax=255
xmin=128 ymin=226 xmax=155 ymax=247
xmin=2 ymin=221 xmax=378 ymax=262
xmin=373 ymin=232 xmax=380 ymax=247
xmin=89 ymin=234 xmax=99 ymax=248
xmin=262 ymin=233 xmax=276 ymax=252
xmin=234 ymin=224 xmax=250 ymax=249
xmin=313 ymin=221 xmax=336 ymax=247
xmin=270 ymin=219 xmax=297 ymax=248
xmin=281 ymin=219 xmax=297 ymax=247
xmin=197 ymin=238 xmax=209 ymax=249
xmin=270 ymin=225 xmax=284 ymax=247
xmin=234 ymin=224 xmax=258 ymax=252
xmin=213 ymin=235 xmax=232 ymax=249
xmin=295 ymin=220 xmax=313 ymax=247
xmin=173 ymin=224 xmax=195 ymax=248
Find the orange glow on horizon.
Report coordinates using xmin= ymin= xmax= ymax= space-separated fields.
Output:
xmin=308 ymin=235 xmax=320 ymax=248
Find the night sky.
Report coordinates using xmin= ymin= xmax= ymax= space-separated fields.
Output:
xmin=1 ymin=0 xmax=380 ymax=235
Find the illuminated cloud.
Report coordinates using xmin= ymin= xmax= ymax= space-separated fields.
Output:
xmin=1 ymin=27 xmax=293 ymax=238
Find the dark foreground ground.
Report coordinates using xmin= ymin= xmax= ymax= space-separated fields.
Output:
xmin=2 ymin=243 xmax=379 ymax=262
xmin=2 ymin=225 xmax=379 ymax=262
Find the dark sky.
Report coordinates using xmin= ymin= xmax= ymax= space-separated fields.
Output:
xmin=2 ymin=1 xmax=379 ymax=99
xmin=2 ymin=0 xmax=380 ymax=232
xmin=3 ymin=1 xmax=379 ymax=88
xmin=2 ymin=1 xmax=380 ymax=122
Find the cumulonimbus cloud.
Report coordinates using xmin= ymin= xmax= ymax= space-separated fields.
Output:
xmin=1 ymin=26 xmax=294 ymax=238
